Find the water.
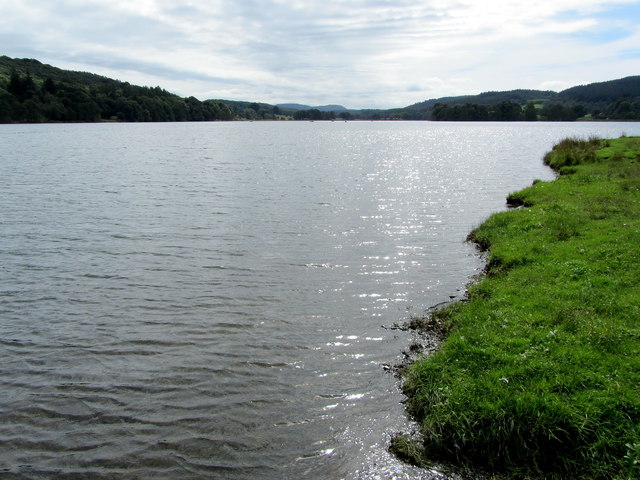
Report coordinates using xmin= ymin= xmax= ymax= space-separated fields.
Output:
xmin=1 ymin=121 xmax=638 ymax=479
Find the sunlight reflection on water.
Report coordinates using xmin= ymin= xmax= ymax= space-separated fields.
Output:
xmin=1 ymin=121 xmax=639 ymax=479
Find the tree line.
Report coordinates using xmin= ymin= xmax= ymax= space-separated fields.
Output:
xmin=405 ymin=76 xmax=640 ymax=121
xmin=1 ymin=57 xmax=638 ymax=123
xmin=428 ymin=98 xmax=639 ymax=121
xmin=0 ymin=69 xmax=233 ymax=123
xmin=429 ymin=101 xmax=594 ymax=121
xmin=292 ymin=109 xmax=354 ymax=120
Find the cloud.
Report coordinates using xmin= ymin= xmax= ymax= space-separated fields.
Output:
xmin=1 ymin=0 xmax=638 ymax=108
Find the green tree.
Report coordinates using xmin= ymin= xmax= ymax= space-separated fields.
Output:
xmin=491 ymin=100 xmax=523 ymax=121
xmin=186 ymin=96 xmax=204 ymax=121
xmin=41 ymin=76 xmax=57 ymax=94
xmin=7 ymin=70 xmax=36 ymax=101
xmin=540 ymin=104 xmax=580 ymax=121
xmin=0 ymin=89 xmax=15 ymax=122
xmin=40 ymin=94 xmax=68 ymax=121
xmin=572 ymin=104 xmax=586 ymax=119
xmin=608 ymin=99 xmax=639 ymax=120
xmin=22 ymin=98 xmax=44 ymax=122
xmin=524 ymin=102 xmax=537 ymax=121
xmin=430 ymin=103 xmax=449 ymax=120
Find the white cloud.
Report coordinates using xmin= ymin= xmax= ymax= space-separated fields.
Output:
xmin=1 ymin=0 xmax=638 ymax=108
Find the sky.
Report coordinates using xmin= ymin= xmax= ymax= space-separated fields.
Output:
xmin=1 ymin=1 xmax=639 ymax=109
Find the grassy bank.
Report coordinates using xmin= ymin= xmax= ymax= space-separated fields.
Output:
xmin=396 ymin=136 xmax=640 ymax=479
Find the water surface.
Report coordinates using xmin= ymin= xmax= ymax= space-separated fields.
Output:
xmin=1 ymin=121 xmax=638 ymax=479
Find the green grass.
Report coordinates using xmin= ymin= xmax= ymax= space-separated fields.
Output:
xmin=398 ymin=136 xmax=640 ymax=479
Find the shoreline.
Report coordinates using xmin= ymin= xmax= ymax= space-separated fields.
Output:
xmin=393 ymin=136 xmax=640 ymax=479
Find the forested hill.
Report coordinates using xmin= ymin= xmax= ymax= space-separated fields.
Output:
xmin=0 ymin=56 xmax=234 ymax=123
xmin=0 ymin=55 xmax=638 ymax=123
xmin=405 ymin=89 xmax=557 ymax=112
xmin=559 ymin=76 xmax=640 ymax=102
xmin=400 ymin=76 xmax=640 ymax=120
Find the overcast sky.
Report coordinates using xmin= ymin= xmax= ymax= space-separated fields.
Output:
xmin=2 ymin=1 xmax=638 ymax=108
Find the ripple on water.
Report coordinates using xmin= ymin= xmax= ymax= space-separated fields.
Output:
xmin=2 ymin=121 xmax=635 ymax=479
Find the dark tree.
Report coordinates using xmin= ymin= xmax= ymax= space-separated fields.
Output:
xmin=491 ymin=101 xmax=523 ymax=121
xmin=524 ymin=102 xmax=538 ymax=121
xmin=42 ymin=76 xmax=57 ymax=94
xmin=7 ymin=70 xmax=36 ymax=101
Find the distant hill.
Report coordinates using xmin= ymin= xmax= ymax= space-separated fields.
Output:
xmin=558 ymin=76 xmax=640 ymax=103
xmin=406 ymin=89 xmax=557 ymax=111
xmin=0 ymin=56 xmax=235 ymax=123
xmin=400 ymin=77 xmax=640 ymax=120
xmin=0 ymin=55 xmax=638 ymax=122
xmin=0 ymin=56 xmax=115 ymax=89
xmin=277 ymin=103 xmax=348 ymax=112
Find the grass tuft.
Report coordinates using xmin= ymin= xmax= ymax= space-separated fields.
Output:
xmin=389 ymin=434 xmax=428 ymax=467
xmin=543 ymin=136 xmax=604 ymax=171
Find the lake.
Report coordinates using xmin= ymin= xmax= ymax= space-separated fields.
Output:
xmin=1 ymin=121 xmax=639 ymax=479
